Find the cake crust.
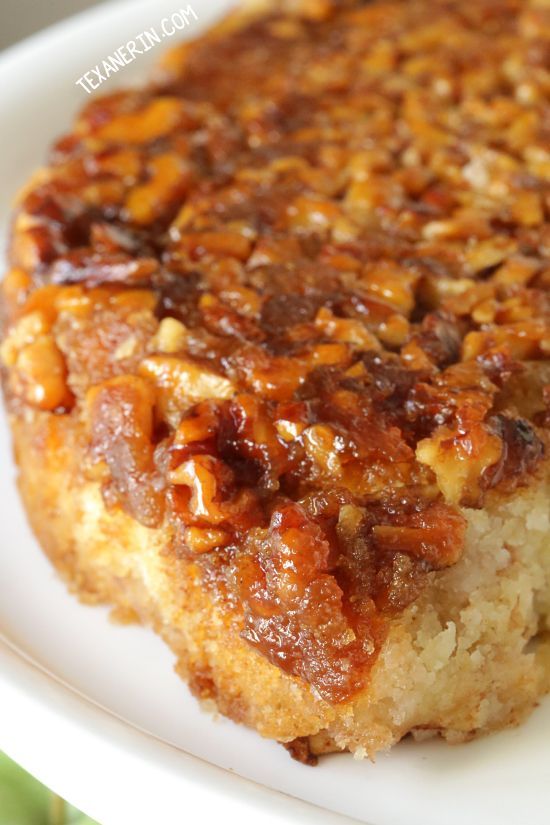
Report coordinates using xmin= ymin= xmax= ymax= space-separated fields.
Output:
xmin=2 ymin=0 xmax=550 ymax=757
xmin=9 ymin=408 xmax=550 ymax=756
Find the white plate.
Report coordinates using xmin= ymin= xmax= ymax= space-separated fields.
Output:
xmin=0 ymin=2 xmax=549 ymax=824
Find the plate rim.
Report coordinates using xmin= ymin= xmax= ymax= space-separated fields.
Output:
xmin=0 ymin=635 xmax=359 ymax=824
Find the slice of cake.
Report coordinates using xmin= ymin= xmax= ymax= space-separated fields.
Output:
xmin=2 ymin=0 xmax=549 ymax=760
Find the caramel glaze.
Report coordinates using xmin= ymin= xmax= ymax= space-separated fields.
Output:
xmin=2 ymin=0 xmax=548 ymax=702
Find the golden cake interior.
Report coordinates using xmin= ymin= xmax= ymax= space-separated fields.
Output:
xmin=1 ymin=0 xmax=549 ymax=760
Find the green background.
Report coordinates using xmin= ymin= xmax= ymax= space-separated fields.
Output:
xmin=0 ymin=753 xmax=98 ymax=825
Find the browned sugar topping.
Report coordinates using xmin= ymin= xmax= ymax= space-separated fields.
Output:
xmin=2 ymin=0 xmax=549 ymax=702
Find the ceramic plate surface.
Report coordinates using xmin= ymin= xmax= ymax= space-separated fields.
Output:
xmin=0 ymin=2 xmax=549 ymax=823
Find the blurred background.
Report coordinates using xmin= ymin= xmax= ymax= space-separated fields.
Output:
xmin=0 ymin=0 xmax=105 ymax=50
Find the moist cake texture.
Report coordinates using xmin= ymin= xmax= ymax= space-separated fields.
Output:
xmin=1 ymin=0 xmax=550 ymax=759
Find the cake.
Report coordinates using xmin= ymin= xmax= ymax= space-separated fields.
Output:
xmin=1 ymin=0 xmax=549 ymax=761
